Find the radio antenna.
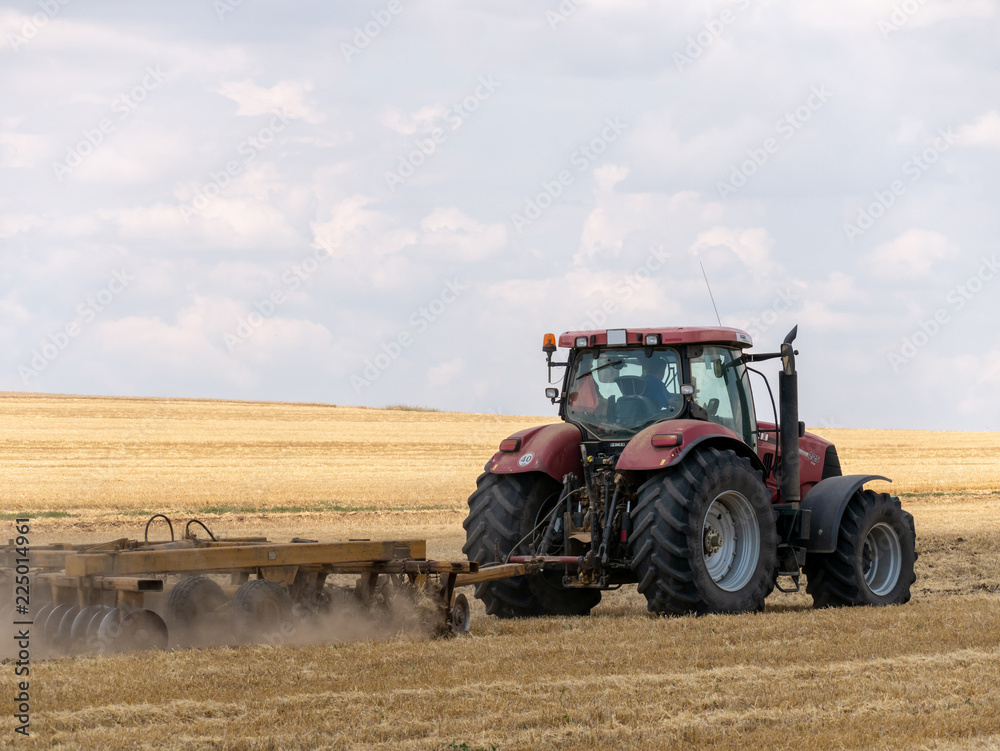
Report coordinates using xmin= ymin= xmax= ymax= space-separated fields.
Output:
xmin=700 ymin=262 xmax=722 ymax=326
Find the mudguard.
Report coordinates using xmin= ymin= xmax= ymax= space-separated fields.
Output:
xmin=800 ymin=474 xmax=892 ymax=553
xmin=615 ymin=419 xmax=765 ymax=473
xmin=487 ymin=423 xmax=583 ymax=482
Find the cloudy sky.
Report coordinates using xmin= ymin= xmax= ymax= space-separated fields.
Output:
xmin=1 ymin=0 xmax=998 ymax=431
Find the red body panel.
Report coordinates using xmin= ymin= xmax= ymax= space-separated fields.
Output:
xmin=558 ymin=326 xmax=753 ymax=349
xmin=756 ymin=421 xmax=834 ymax=500
xmin=488 ymin=423 xmax=583 ymax=481
xmin=491 ymin=417 xmax=836 ymax=505
xmin=615 ymin=419 xmax=746 ymax=471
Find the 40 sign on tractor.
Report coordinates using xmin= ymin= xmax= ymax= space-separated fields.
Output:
xmin=463 ymin=325 xmax=917 ymax=617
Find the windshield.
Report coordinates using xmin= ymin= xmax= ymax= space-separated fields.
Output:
xmin=565 ymin=348 xmax=683 ymax=439
xmin=689 ymin=345 xmax=757 ymax=449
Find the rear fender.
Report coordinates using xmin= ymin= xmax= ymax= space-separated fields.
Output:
xmin=616 ymin=419 xmax=766 ymax=473
xmin=487 ymin=423 xmax=583 ymax=482
xmin=800 ymin=474 xmax=892 ymax=553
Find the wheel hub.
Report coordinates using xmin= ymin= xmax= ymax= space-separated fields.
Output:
xmin=703 ymin=527 xmax=723 ymax=556
xmin=702 ymin=491 xmax=761 ymax=592
xmin=862 ymin=522 xmax=902 ymax=596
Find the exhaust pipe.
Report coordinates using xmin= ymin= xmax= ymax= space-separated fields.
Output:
xmin=778 ymin=326 xmax=800 ymax=504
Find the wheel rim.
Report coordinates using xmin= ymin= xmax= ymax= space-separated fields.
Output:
xmin=862 ymin=522 xmax=902 ymax=596
xmin=702 ymin=491 xmax=761 ymax=592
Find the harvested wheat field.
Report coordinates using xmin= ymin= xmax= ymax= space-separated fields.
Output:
xmin=1 ymin=393 xmax=1000 ymax=750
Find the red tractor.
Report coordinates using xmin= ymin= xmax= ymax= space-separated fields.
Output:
xmin=462 ymin=326 xmax=916 ymax=617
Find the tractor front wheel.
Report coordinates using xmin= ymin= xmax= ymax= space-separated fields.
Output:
xmin=462 ymin=472 xmax=601 ymax=618
xmin=804 ymin=490 xmax=916 ymax=608
xmin=630 ymin=447 xmax=778 ymax=615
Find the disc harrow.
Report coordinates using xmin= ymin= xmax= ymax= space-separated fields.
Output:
xmin=0 ymin=515 xmax=518 ymax=656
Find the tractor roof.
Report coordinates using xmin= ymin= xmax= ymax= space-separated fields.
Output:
xmin=558 ymin=326 xmax=753 ymax=349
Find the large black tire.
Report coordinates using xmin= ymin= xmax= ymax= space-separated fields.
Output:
xmin=804 ymin=490 xmax=916 ymax=608
xmin=462 ymin=472 xmax=601 ymax=618
xmin=230 ymin=579 xmax=293 ymax=644
xmin=630 ymin=447 xmax=778 ymax=616
xmin=165 ymin=575 xmax=226 ymax=631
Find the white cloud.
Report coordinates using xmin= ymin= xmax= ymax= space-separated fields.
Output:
xmin=218 ymin=80 xmax=323 ymax=123
xmin=866 ymin=229 xmax=958 ymax=281
xmin=418 ymin=207 xmax=506 ymax=262
xmin=0 ymin=214 xmax=45 ymax=240
xmin=0 ymin=132 xmax=50 ymax=168
xmin=958 ymin=110 xmax=1000 ymax=149
xmin=690 ymin=227 xmax=778 ymax=278
xmin=381 ymin=105 xmax=448 ymax=135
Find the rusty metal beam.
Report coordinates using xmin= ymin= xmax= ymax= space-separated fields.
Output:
xmin=63 ymin=539 xmax=427 ymax=577
xmin=455 ymin=562 xmax=539 ymax=586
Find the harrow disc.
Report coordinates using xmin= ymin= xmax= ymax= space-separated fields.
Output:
xmin=43 ymin=603 xmax=74 ymax=649
xmin=117 ymin=610 xmax=169 ymax=652
xmin=96 ymin=608 xmax=123 ymax=651
xmin=97 ymin=608 xmax=168 ymax=653
xmin=71 ymin=605 xmax=106 ymax=643
xmin=33 ymin=602 xmax=55 ymax=631
xmin=84 ymin=606 xmax=114 ymax=649
xmin=57 ymin=605 xmax=82 ymax=652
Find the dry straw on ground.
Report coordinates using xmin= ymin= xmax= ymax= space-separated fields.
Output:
xmin=1 ymin=394 xmax=999 ymax=750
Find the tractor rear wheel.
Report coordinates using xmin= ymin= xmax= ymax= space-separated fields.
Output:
xmin=462 ymin=472 xmax=601 ymax=618
xmin=630 ymin=447 xmax=778 ymax=615
xmin=804 ymin=490 xmax=916 ymax=608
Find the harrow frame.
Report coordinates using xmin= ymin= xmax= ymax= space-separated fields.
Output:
xmin=0 ymin=517 xmax=526 ymax=656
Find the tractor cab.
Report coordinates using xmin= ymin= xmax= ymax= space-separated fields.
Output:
xmin=464 ymin=324 xmax=915 ymax=621
xmin=547 ymin=327 xmax=757 ymax=449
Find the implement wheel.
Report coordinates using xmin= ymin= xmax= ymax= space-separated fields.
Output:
xmin=230 ymin=579 xmax=293 ymax=645
xmin=630 ymin=447 xmax=778 ymax=615
xmin=450 ymin=593 xmax=471 ymax=634
xmin=804 ymin=490 xmax=917 ymax=608
xmin=462 ymin=472 xmax=601 ymax=618
xmin=166 ymin=575 xmax=226 ymax=643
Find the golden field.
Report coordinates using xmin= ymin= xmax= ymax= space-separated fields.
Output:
xmin=1 ymin=393 xmax=999 ymax=750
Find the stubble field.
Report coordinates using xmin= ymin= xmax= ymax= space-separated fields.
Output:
xmin=1 ymin=393 xmax=999 ymax=750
